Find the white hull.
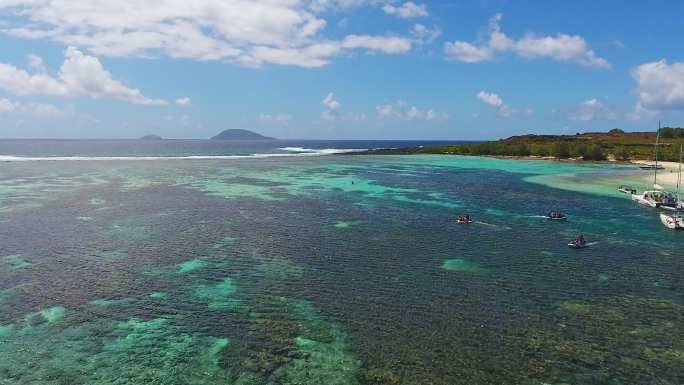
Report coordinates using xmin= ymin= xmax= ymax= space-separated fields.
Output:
xmin=631 ymin=194 xmax=658 ymax=207
xmin=660 ymin=213 xmax=684 ymax=229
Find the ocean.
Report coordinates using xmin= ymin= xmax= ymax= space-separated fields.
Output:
xmin=0 ymin=140 xmax=682 ymax=385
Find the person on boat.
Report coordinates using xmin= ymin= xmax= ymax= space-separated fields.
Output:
xmin=576 ymin=233 xmax=585 ymax=244
xmin=465 ymin=214 xmax=471 ymax=221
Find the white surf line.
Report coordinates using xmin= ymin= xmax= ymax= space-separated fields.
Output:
xmin=0 ymin=149 xmax=367 ymax=162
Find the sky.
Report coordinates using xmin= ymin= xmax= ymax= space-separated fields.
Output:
xmin=0 ymin=0 xmax=683 ymax=140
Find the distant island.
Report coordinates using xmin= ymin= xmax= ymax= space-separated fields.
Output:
xmin=211 ymin=129 xmax=274 ymax=140
xmin=140 ymin=134 xmax=163 ymax=140
xmin=359 ymin=127 xmax=684 ymax=162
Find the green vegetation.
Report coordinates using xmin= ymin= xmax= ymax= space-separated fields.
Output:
xmin=372 ymin=128 xmax=684 ymax=162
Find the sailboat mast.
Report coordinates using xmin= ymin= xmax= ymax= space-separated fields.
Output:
xmin=677 ymin=143 xmax=682 ymax=203
xmin=676 ymin=144 xmax=682 ymax=221
xmin=654 ymin=121 xmax=660 ymax=186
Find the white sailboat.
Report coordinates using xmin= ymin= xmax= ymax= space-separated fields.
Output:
xmin=632 ymin=122 xmax=679 ymax=208
xmin=660 ymin=144 xmax=684 ymax=230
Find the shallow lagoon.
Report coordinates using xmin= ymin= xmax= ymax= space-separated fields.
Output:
xmin=0 ymin=155 xmax=682 ymax=385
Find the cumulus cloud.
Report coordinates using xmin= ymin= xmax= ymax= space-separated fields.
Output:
xmin=477 ymin=90 xmax=514 ymax=117
xmin=632 ymin=59 xmax=684 ymax=111
xmin=382 ymin=2 xmax=428 ymax=19
xmin=0 ymin=1 xmax=414 ymax=68
xmin=376 ymin=100 xmax=448 ymax=121
xmin=445 ymin=13 xmax=609 ymax=68
xmin=0 ymin=47 xmax=166 ymax=105
xmin=175 ymin=97 xmax=191 ymax=106
xmin=569 ymin=98 xmax=617 ymax=121
xmin=321 ymin=92 xmax=341 ymax=120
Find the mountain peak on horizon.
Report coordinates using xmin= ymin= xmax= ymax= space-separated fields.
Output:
xmin=211 ymin=129 xmax=274 ymax=140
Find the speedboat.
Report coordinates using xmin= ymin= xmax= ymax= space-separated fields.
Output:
xmin=457 ymin=215 xmax=473 ymax=224
xmin=568 ymin=240 xmax=586 ymax=249
xmin=660 ymin=212 xmax=684 ymax=230
xmin=568 ymin=238 xmax=587 ymax=249
xmin=546 ymin=211 xmax=567 ymax=221
xmin=631 ymin=190 xmax=678 ymax=209
xmin=617 ymin=185 xmax=637 ymax=194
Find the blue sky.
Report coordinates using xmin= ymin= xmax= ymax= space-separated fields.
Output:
xmin=0 ymin=0 xmax=683 ymax=140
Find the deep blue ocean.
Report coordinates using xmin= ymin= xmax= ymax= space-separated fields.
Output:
xmin=0 ymin=139 xmax=467 ymax=158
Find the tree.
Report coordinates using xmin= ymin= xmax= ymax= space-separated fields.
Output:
xmin=553 ymin=142 xmax=571 ymax=159
xmin=612 ymin=146 xmax=632 ymax=161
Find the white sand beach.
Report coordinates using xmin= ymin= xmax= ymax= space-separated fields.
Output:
xmin=631 ymin=160 xmax=683 ymax=189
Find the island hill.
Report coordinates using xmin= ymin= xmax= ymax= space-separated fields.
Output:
xmin=140 ymin=134 xmax=163 ymax=140
xmin=365 ymin=128 xmax=684 ymax=162
xmin=211 ymin=129 xmax=274 ymax=140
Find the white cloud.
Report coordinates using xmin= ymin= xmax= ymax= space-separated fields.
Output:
xmin=376 ymin=100 xmax=448 ymax=120
xmin=259 ymin=113 xmax=291 ymax=124
xmin=411 ymin=24 xmax=441 ymax=44
xmin=445 ymin=13 xmax=609 ymax=68
xmin=342 ymin=35 xmax=412 ymax=54
xmin=26 ymin=53 xmax=45 ymax=72
xmin=477 ymin=90 xmax=514 ymax=118
xmin=382 ymin=2 xmax=428 ymax=19
xmin=0 ymin=97 xmax=17 ymax=112
xmin=0 ymin=1 xmax=414 ymax=68
xmin=322 ymin=92 xmax=341 ymax=120
xmin=0 ymin=97 xmax=68 ymax=118
xmin=632 ymin=59 xmax=684 ymax=111
xmin=569 ymin=98 xmax=617 ymax=121
xmin=175 ymin=97 xmax=191 ymax=106
xmin=0 ymin=47 xmax=165 ymax=105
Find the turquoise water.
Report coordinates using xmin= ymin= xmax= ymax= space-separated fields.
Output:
xmin=0 ymin=155 xmax=682 ymax=385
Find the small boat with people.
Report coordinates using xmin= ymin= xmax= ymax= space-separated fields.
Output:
xmin=568 ymin=233 xmax=587 ymax=249
xmin=617 ymin=185 xmax=637 ymax=195
xmin=546 ymin=211 xmax=567 ymax=220
xmin=660 ymin=212 xmax=684 ymax=229
xmin=631 ymin=190 xmax=678 ymax=208
xmin=457 ymin=214 xmax=473 ymax=224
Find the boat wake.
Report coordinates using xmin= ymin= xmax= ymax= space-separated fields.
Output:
xmin=474 ymin=221 xmax=511 ymax=230
xmin=0 ymin=148 xmax=365 ymax=162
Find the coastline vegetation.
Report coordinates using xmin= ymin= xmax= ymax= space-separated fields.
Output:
xmin=370 ymin=128 xmax=684 ymax=162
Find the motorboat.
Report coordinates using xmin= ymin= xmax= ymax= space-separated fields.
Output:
xmin=660 ymin=212 xmax=684 ymax=229
xmin=457 ymin=215 xmax=473 ymax=224
xmin=631 ymin=190 xmax=678 ymax=208
xmin=546 ymin=211 xmax=567 ymax=220
xmin=617 ymin=185 xmax=637 ymax=194
xmin=568 ymin=235 xmax=587 ymax=249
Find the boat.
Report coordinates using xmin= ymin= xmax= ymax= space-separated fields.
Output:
xmin=457 ymin=215 xmax=473 ymax=224
xmin=546 ymin=211 xmax=567 ymax=220
xmin=631 ymin=190 xmax=678 ymax=208
xmin=660 ymin=144 xmax=684 ymax=230
xmin=617 ymin=185 xmax=637 ymax=194
xmin=632 ymin=122 xmax=679 ymax=209
xmin=568 ymin=234 xmax=587 ymax=249
xmin=660 ymin=212 xmax=684 ymax=229
xmin=639 ymin=164 xmax=665 ymax=170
